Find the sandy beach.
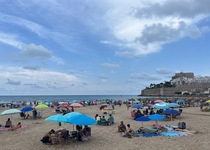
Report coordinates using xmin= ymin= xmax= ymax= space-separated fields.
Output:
xmin=0 ymin=104 xmax=209 ymax=150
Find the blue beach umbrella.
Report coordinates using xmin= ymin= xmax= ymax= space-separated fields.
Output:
xmin=45 ymin=114 xmax=68 ymax=123
xmin=135 ymin=116 xmax=151 ymax=127
xmin=132 ymin=104 xmax=143 ymax=109
xmin=166 ymin=103 xmax=180 ymax=108
xmin=67 ymin=114 xmax=97 ymax=125
xmin=163 ymin=109 xmax=181 ymax=121
xmin=63 ymin=112 xmax=81 ymax=119
xmin=177 ymin=100 xmax=185 ymax=103
xmin=63 ymin=112 xmax=81 ymax=130
xmin=153 ymin=102 xmax=169 ymax=109
xmin=163 ymin=109 xmax=181 ymax=115
xmin=21 ymin=106 xmax=34 ymax=112
xmin=148 ymin=114 xmax=165 ymax=127
xmin=45 ymin=114 xmax=68 ymax=126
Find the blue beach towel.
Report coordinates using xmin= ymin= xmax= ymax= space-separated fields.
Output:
xmin=143 ymin=133 xmax=161 ymax=138
xmin=161 ymin=131 xmax=188 ymax=137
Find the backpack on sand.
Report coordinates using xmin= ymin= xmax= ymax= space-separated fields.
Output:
xmin=178 ymin=122 xmax=186 ymax=129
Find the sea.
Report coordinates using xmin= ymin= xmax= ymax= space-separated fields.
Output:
xmin=0 ymin=95 xmax=145 ymax=103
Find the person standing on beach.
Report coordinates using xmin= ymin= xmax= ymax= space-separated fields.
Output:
xmin=33 ymin=109 xmax=38 ymax=119
xmin=200 ymin=103 xmax=204 ymax=111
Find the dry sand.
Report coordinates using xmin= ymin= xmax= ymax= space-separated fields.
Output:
xmin=0 ymin=104 xmax=209 ymax=150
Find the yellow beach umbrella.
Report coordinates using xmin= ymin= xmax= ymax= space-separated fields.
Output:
xmin=35 ymin=104 xmax=48 ymax=109
xmin=205 ymin=100 xmax=210 ymax=103
xmin=35 ymin=104 xmax=48 ymax=117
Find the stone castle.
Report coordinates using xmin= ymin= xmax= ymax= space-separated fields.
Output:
xmin=141 ymin=72 xmax=210 ymax=96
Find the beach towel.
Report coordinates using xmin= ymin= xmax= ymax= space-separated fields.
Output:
xmin=161 ymin=131 xmax=188 ymax=137
xmin=143 ymin=133 xmax=161 ymax=138
xmin=0 ymin=126 xmax=27 ymax=131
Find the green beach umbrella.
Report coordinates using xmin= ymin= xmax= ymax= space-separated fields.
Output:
xmin=35 ymin=104 xmax=48 ymax=109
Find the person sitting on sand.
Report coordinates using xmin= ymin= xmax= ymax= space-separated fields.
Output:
xmin=96 ymin=115 xmax=101 ymax=124
xmin=122 ymin=124 xmax=134 ymax=138
xmin=107 ymin=114 xmax=114 ymax=125
xmin=82 ymin=125 xmax=91 ymax=138
xmin=118 ymin=121 xmax=126 ymax=132
xmin=55 ymin=128 xmax=70 ymax=143
xmin=41 ymin=129 xmax=58 ymax=145
xmin=8 ymin=122 xmax=22 ymax=131
xmin=5 ymin=118 xmax=12 ymax=128
xmin=100 ymin=116 xmax=107 ymax=125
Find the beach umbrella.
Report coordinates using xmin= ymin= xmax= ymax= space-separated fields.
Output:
xmin=163 ymin=109 xmax=181 ymax=115
xmin=166 ymin=103 xmax=180 ymax=108
xmin=148 ymin=114 xmax=165 ymax=127
xmin=177 ymin=100 xmax=185 ymax=103
xmin=163 ymin=109 xmax=181 ymax=121
xmin=135 ymin=116 xmax=151 ymax=127
xmin=67 ymin=114 xmax=97 ymax=125
xmin=63 ymin=112 xmax=81 ymax=130
xmin=35 ymin=104 xmax=48 ymax=109
xmin=153 ymin=102 xmax=169 ymax=109
xmin=147 ymin=103 xmax=153 ymax=107
xmin=70 ymin=103 xmax=83 ymax=107
xmin=45 ymin=114 xmax=68 ymax=123
xmin=35 ymin=104 xmax=48 ymax=116
xmin=21 ymin=106 xmax=34 ymax=112
xmin=1 ymin=109 xmax=21 ymax=115
xmin=205 ymin=100 xmax=210 ymax=103
xmin=63 ymin=112 xmax=81 ymax=119
xmin=132 ymin=104 xmax=143 ymax=109
xmin=170 ymin=100 xmax=176 ymax=103
xmin=154 ymin=100 xmax=163 ymax=103
xmin=60 ymin=103 xmax=71 ymax=107
xmin=45 ymin=114 xmax=68 ymax=126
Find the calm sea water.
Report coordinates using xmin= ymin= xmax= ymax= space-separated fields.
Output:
xmin=0 ymin=95 xmax=142 ymax=103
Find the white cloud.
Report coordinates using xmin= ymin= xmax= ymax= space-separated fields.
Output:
xmin=0 ymin=32 xmax=23 ymax=49
xmin=0 ymin=32 xmax=64 ymax=65
xmin=101 ymin=63 xmax=120 ymax=69
xmin=0 ymin=66 xmax=79 ymax=86
xmin=102 ymin=0 xmax=210 ymax=57
xmin=22 ymin=43 xmax=52 ymax=58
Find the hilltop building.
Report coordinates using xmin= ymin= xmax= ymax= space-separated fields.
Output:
xmin=141 ymin=72 xmax=210 ymax=96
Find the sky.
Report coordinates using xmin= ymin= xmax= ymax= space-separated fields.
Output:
xmin=0 ymin=0 xmax=210 ymax=95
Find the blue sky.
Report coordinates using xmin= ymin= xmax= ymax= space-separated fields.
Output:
xmin=0 ymin=0 xmax=210 ymax=95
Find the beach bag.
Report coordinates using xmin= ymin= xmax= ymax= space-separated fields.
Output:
xmin=178 ymin=122 xmax=186 ymax=129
